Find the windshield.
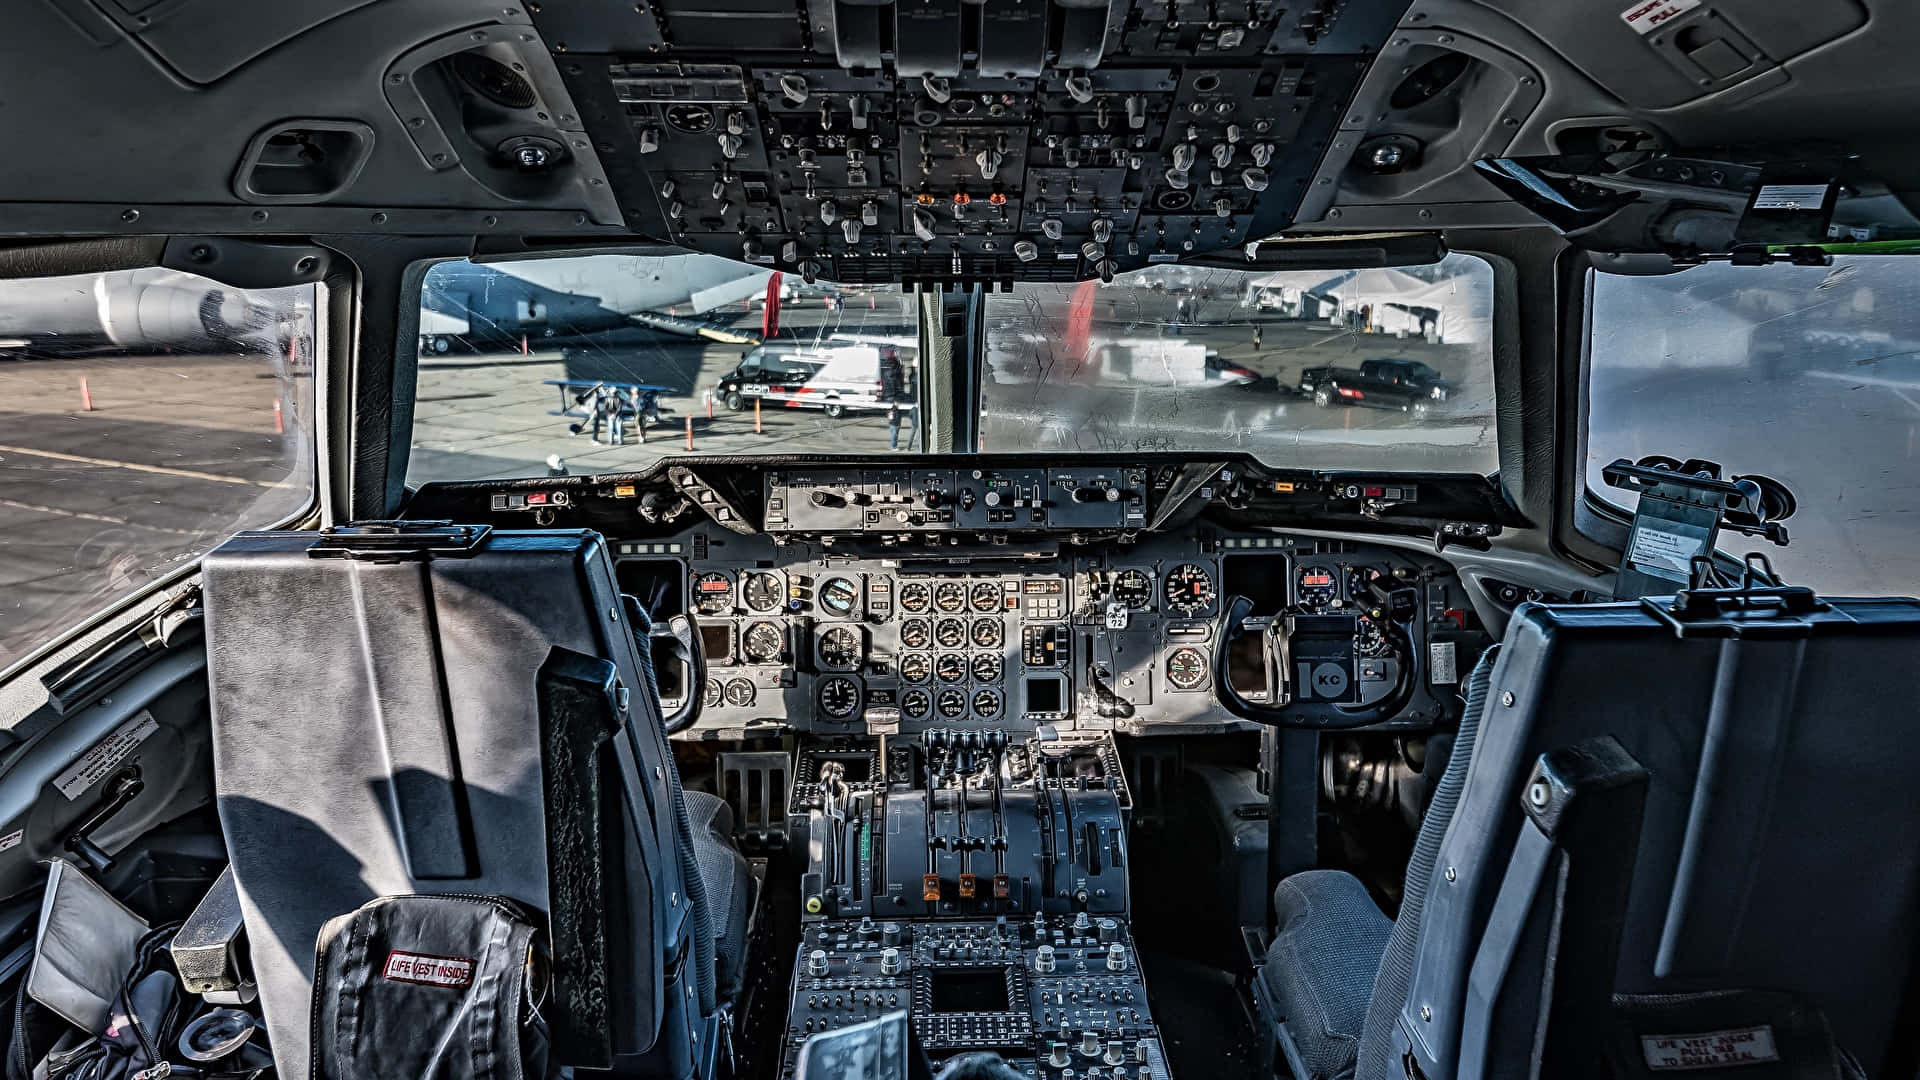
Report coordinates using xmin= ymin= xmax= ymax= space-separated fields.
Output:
xmin=0 ymin=269 xmax=317 ymax=675
xmin=977 ymin=253 xmax=1498 ymax=470
xmin=407 ymin=253 xmax=921 ymax=484
xmin=1586 ymin=255 xmax=1920 ymax=597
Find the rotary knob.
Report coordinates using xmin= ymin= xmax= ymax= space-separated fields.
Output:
xmin=1048 ymin=1042 xmax=1072 ymax=1069
xmin=1106 ymin=943 xmax=1129 ymax=971
xmin=1081 ymin=1032 xmax=1101 ymax=1058
xmin=807 ymin=950 xmax=830 ymax=977
xmin=984 ymin=491 xmax=1002 ymax=507
xmin=1073 ymin=910 xmax=1092 ymax=934
xmin=1105 ymin=1042 xmax=1127 ymax=1066
xmin=1033 ymin=944 xmax=1057 ymax=973
xmin=879 ymin=947 xmax=903 ymax=975
xmin=882 ymin=922 xmax=904 ymax=947
xmin=1096 ymin=918 xmax=1120 ymax=943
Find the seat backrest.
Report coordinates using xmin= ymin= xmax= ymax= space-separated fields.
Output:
xmin=1384 ymin=597 xmax=1920 ymax=1079
xmin=202 ymin=526 xmax=698 ymax=1079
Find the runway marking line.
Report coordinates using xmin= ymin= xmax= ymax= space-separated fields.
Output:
xmin=0 ymin=497 xmax=203 ymax=536
xmin=0 ymin=444 xmax=280 ymax=488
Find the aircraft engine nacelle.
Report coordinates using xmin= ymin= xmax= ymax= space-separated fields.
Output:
xmin=92 ymin=269 xmax=271 ymax=351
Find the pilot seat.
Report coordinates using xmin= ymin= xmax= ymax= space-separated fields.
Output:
xmin=1257 ymin=587 xmax=1920 ymax=1080
xmin=201 ymin=523 xmax=754 ymax=1079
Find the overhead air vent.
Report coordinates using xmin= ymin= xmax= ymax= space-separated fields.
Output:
xmin=232 ymin=120 xmax=374 ymax=202
xmin=452 ymin=52 xmax=538 ymax=110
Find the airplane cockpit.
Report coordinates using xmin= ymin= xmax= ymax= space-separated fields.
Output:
xmin=3 ymin=2 xmax=1920 ymax=1080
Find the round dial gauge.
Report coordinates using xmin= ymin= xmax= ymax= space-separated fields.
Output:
xmin=742 ymin=572 xmax=783 ymax=613
xmin=818 ymin=676 xmax=861 ymax=720
xmin=970 ymin=581 xmax=1003 ymax=613
xmin=934 ymin=618 xmax=967 ymax=649
xmin=936 ymin=689 xmax=967 ymax=718
xmin=1163 ymin=564 xmax=1215 ymax=616
xmin=970 ymin=653 xmax=1002 ymax=683
xmin=693 ymin=571 xmax=733 ymax=615
xmin=971 ymin=688 xmax=1002 ymax=718
xmin=664 ymin=103 xmax=715 ymax=132
xmin=901 ymin=688 xmax=931 ymax=719
xmin=1357 ymin=615 xmax=1392 ymax=658
xmin=1166 ymin=647 xmax=1208 ymax=690
xmin=899 ymin=653 xmax=931 ymax=683
xmin=900 ymin=618 xmax=932 ymax=650
xmin=899 ymin=581 xmax=933 ymax=614
xmin=819 ymin=626 xmax=862 ymax=669
xmin=818 ymin=576 xmax=860 ymax=618
xmin=1113 ymin=569 xmax=1153 ymax=610
xmin=702 ymin=679 xmax=725 ymax=709
xmin=723 ymin=678 xmax=756 ymax=707
xmin=1296 ymin=566 xmax=1338 ymax=610
xmin=933 ymin=581 xmax=967 ymax=613
xmin=971 ymin=618 xmax=1003 ymax=649
xmin=742 ymin=621 xmax=785 ymax=664
xmin=935 ymin=653 xmax=968 ymax=683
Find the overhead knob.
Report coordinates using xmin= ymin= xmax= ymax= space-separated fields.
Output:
xmin=1251 ymin=142 xmax=1275 ymax=167
xmin=911 ymin=209 xmax=937 ymax=243
xmin=807 ymin=949 xmax=830 ymax=977
xmin=1106 ymin=943 xmax=1129 ymax=971
xmin=849 ymin=95 xmax=870 ymax=129
xmin=1105 ymin=1042 xmax=1127 ymax=1065
xmin=1171 ymin=143 xmax=1196 ymax=171
xmin=1163 ymin=167 xmax=1190 ymax=191
xmin=638 ymin=128 xmax=661 ymax=154
xmin=1014 ymin=240 xmax=1039 ymax=262
xmin=1048 ymin=1042 xmax=1072 ymax=1069
xmin=1125 ymin=95 xmax=1147 ymax=129
xmin=862 ymin=202 xmax=880 ymax=226
xmin=717 ymin=133 xmax=743 ymax=160
xmin=1211 ymin=142 xmax=1234 ymax=168
xmin=921 ymin=489 xmax=945 ymax=508
xmin=1242 ymin=168 xmax=1270 ymax=192
xmin=1213 ymin=196 xmax=1233 ymax=217
xmin=1033 ymin=944 xmax=1057 ymax=973
xmin=882 ymin=922 xmax=904 ymax=946
xmin=820 ymin=200 xmax=839 ymax=225
xmin=1041 ymin=219 xmax=1064 ymax=241
xmin=976 ymin=149 xmax=1003 ymax=180
xmin=1096 ymin=917 xmax=1120 ymax=943
xmin=1091 ymin=218 xmax=1114 ymax=244
xmin=1073 ymin=911 xmax=1092 ymax=933
xmin=809 ymin=490 xmax=847 ymax=509
xmin=1081 ymin=1032 xmax=1101 ymax=1058
xmin=879 ymin=947 xmax=903 ymax=975
xmin=984 ymin=491 xmax=1002 ymax=507
xmin=842 ymin=218 xmax=862 ymax=244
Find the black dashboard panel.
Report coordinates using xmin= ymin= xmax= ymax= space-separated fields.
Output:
xmin=403 ymin=454 xmax=1507 ymax=734
xmin=531 ymin=0 xmax=1413 ymax=284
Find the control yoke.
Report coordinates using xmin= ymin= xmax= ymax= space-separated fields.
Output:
xmin=1212 ymin=594 xmax=1413 ymax=729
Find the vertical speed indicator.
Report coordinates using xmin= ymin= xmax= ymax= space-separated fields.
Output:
xmin=1162 ymin=564 xmax=1215 ymax=616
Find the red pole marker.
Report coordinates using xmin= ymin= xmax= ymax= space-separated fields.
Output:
xmin=706 ymin=391 xmax=714 ymax=420
xmin=80 ymin=378 xmax=93 ymax=412
xmin=754 ymin=397 xmax=763 ymax=434
xmin=520 ymin=334 xmax=530 ymax=356
xmin=273 ymin=399 xmax=285 ymax=435
xmin=685 ymin=415 xmax=694 ymax=451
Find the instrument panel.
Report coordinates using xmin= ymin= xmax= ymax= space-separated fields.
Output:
xmin=619 ymin=527 xmax=1482 ymax=736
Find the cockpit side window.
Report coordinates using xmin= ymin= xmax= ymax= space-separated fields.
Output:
xmin=1583 ymin=255 xmax=1920 ymax=596
xmin=0 ymin=270 xmax=319 ymax=677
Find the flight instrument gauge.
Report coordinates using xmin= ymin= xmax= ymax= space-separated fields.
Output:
xmin=901 ymin=688 xmax=931 ymax=719
xmin=723 ymin=678 xmax=756 ymax=707
xmin=934 ymin=581 xmax=967 ymax=613
xmin=742 ymin=621 xmax=785 ymax=664
xmin=742 ymin=572 xmax=783 ymax=613
xmin=936 ymin=689 xmax=967 ymax=718
xmin=818 ymin=576 xmax=860 ymax=618
xmin=818 ymin=676 xmax=861 ymax=720
xmin=1166 ymin=647 xmax=1208 ymax=690
xmin=819 ymin=626 xmax=862 ymax=670
xmin=702 ymin=679 xmax=725 ymax=709
xmin=970 ymin=581 xmax=1003 ymax=613
xmin=936 ymin=653 xmax=967 ymax=683
xmin=693 ymin=572 xmax=733 ymax=615
xmin=900 ymin=618 xmax=932 ymax=650
xmin=971 ymin=653 xmax=1002 ymax=683
xmin=1113 ymin=569 xmax=1153 ymax=610
xmin=899 ymin=581 xmax=932 ymax=613
xmin=900 ymin=653 xmax=931 ymax=682
xmin=935 ymin=618 xmax=967 ymax=649
xmin=1296 ymin=566 xmax=1338 ymax=610
xmin=1357 ymin=615 xmax=1392 ymax=658
xmin=971 ymin=618 xmax=1003 ymax=649
xmin=1163 ymin=564 xmax=1215 ymax=615
xmin=972 ymin=688 xmax=1002 ymax=718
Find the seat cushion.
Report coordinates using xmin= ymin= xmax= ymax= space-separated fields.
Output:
xmin=1262 ymin=870 xmax=1395 ymax=1080
xmin=684 ymin=791 xmax=754 ymax=1001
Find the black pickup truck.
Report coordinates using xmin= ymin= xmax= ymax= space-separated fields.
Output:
xmin=1298 ymin=358 xmax=1454 ymax=413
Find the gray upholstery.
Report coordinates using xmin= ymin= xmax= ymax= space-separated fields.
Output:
xmin=1354 ymin=647 xmax=1495 ymax=1080
xmin=684 ymin=790 xmax=752 ymax=1001
xmin=1260 ymin=649 xmax=1496 ymax=1080
xmin=1262 ymin=871 xmax=1394 ymax=1080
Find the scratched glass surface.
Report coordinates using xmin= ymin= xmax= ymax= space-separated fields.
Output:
xmin=1587 ymin=256 xmax=1920 ymax=597
xmin=407 ymin=252 xmax=921 ymax=486
xmin=977 ymin=253 xmax=1497 ymax=471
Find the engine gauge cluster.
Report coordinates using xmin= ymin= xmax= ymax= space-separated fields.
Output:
xmin=693 ymin=571 xmax=733 ymax=615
